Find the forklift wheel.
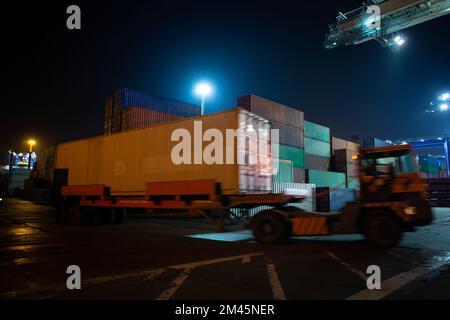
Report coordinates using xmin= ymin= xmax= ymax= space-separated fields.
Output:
xmin=251 ymin=210 xmax=290 ymax=244
xmin=363 ymin=213 xmax=402 ymax=247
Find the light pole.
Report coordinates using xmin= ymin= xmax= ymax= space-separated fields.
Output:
xmin=27 ymin=139 xmax=36 ymax=170
xmin=195 ymin=83 xmax=212 ymax=115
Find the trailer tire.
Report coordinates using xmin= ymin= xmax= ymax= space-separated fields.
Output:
xmin=251 ymin=210 xmax=290 ymax=244
xmin=363 ymin=212 xmax=402 ymax=247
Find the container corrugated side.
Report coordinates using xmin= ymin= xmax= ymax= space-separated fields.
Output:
xmin=307 ymin=169 xmax=346 ymax=188
xmin=332 ymin=137 xmax=347 ymax=151
xmin=120 ymin=88 xmax=201 ymax=118
xmin=273 ymin=159 xmax=294 ymax=183
xmin=104 ymin=96 xmax=113 ymax=134
xmin=121 ymin=106 xmax=183 ymax=130
xmin=347 ymin=176 xmax=360 ymax=189
xmin=293 ymin=168 xmax=305 ymax=183
xmin=271 ymin=120 xmax=304 ymax=148
xmin=304 ymin=137 xmax=331 ymax=158
xmin=229 ymin=182 xmax=316 ymax=218
xmin=273 ymin=144 xmax=304 ymax=168
xmin=237 ymin=94 xmax=304 ymax=128
xmin=304 ymin=121 xmax=330 ymax=143
xmin=304 ymin=153 xmax=330 ymax=171
xmin=55 ymin=108 xmax=272 ymax=195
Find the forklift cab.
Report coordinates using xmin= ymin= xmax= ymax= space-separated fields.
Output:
xmin=358 ymin=145 xmax=427 ymax=202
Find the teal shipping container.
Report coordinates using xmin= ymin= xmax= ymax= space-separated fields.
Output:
xmin=304 ymin=137 xmax=331 ymax=158
xmin=347 ymin=176 xmax=360 ymax=189
xmin=273 ymin=144 xmax=304 ymax=168
xmin=273 ymin=159 xmax=294 ymax=183
xmin=304 ymin=121 xmax=330 ymax=143
xmin=307 ymin=169 xmax=346 ymax=188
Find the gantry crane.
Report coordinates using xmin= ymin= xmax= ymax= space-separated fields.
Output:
xmin=324 ymin=0 xmax=450 ymax=49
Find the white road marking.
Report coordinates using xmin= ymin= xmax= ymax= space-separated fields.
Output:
xmin=156 ymin=267 xmax=194 ymax=300
xmin=324 ymin=249 xmax=367 ymax=281
xmin=347 ymin=251 xmax=450 ymax=300
xmin=1 ymin=252 xmax=262 ymax=298
xmin=265 ymin=257 xmax=286 ymax=300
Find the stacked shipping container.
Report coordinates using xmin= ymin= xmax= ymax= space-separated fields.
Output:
xmin=57 ymin=108 xmax=272 ymax=195
xmin=332 ymin=137 xmax=360 ymax=189
xmin=104 ymin=88 xmax=201 ymax=134
xmin=237 ymin=94 xmax=305 ymax=183
xmin=303 ymin=121 xmax=346 ymax=187
xmin=419 ymin=155 xmax=442 ymax=179
xmin=304 ymin=121 xmax=331 ymax=171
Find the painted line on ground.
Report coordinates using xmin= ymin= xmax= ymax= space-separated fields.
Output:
xmin=265 ymin=256 xmax=286 ymax=300
xmin=157 ymin=267 xmax=194 ymax=300
xmin=1 ymin=252 xmax=263 ymax=298
xmin=324 ymin=249 xmax=367 ymax=281
xmin=347 ymin=251 xmax=450 ymax=300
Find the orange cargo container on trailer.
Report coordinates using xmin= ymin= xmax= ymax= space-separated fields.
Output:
xmin=55 ymin=108 xmax=273 ymax=196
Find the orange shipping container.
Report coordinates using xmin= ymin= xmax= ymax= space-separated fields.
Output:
xmin=55 ymin=108 xmax=273 ymax=195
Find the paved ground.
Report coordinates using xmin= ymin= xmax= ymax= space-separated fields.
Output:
xmin=0 ymin=198 xmax=449 ymax=300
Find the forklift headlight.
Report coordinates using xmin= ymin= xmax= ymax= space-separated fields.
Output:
xmin=404 ymin=207 xmax=416 ymax=215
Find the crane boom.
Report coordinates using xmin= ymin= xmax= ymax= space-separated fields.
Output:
xmin=324 ymin=0 xmax=450 ymax=49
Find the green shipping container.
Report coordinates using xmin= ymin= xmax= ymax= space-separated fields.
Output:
xmin=304 ymin=121 xmax=330 ymax=143
xmin=273 ymin=159 xmax=294 ymax=183
xmin=273 ymin=144 xmax=304 ymax=168
xmin=304 ymin=137 xmax=331 ymax=158
xmin=308 ymin=169 xmax=346 ymax=188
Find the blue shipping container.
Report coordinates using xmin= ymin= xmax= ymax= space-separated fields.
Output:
xmin=117 ymin=88 xmax=201 ymax=118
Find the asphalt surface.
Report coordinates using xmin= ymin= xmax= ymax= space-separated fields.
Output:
xmin=1 ymin=198 xmax=449 ymax=300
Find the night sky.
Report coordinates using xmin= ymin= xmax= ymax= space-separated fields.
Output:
xmin=3 ymin=0 xmax=450 ymax=163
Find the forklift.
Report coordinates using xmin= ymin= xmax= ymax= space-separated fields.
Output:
xmin=250 ymin=144 xmax=433 ymax=247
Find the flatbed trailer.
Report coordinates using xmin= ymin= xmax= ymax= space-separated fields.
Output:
xmin=55 ymin=179 xmax=306 ymax=231
xmin=56 ymin=177 xmax=432 ymax=247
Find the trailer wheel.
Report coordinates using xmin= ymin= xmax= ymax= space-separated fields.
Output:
xmin=251 ymin=210 xmax=289 ymax=244
xmin=363 ymin=212 xmax=402 ymax=247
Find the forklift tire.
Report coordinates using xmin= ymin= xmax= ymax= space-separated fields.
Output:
xmin=251 ymin=210 xmax=290 ymax=244
xmin=363 ymin=212 xmax=402 ymax=247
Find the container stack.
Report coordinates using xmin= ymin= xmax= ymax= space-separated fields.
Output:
xmin=104 ymin=88 xmax=201 ymax=134
xmin=237 ymin=94 xmax=305 ymax=183
xmin=303 ymin=121 xmax=346 ymax=188
xmin=331 ymin=137 xmax=360 ymax=189
xmin=304 ymin=120 xmax=331 ymax=171
xmin=419 ymin=155 xmax=441 ymax=179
